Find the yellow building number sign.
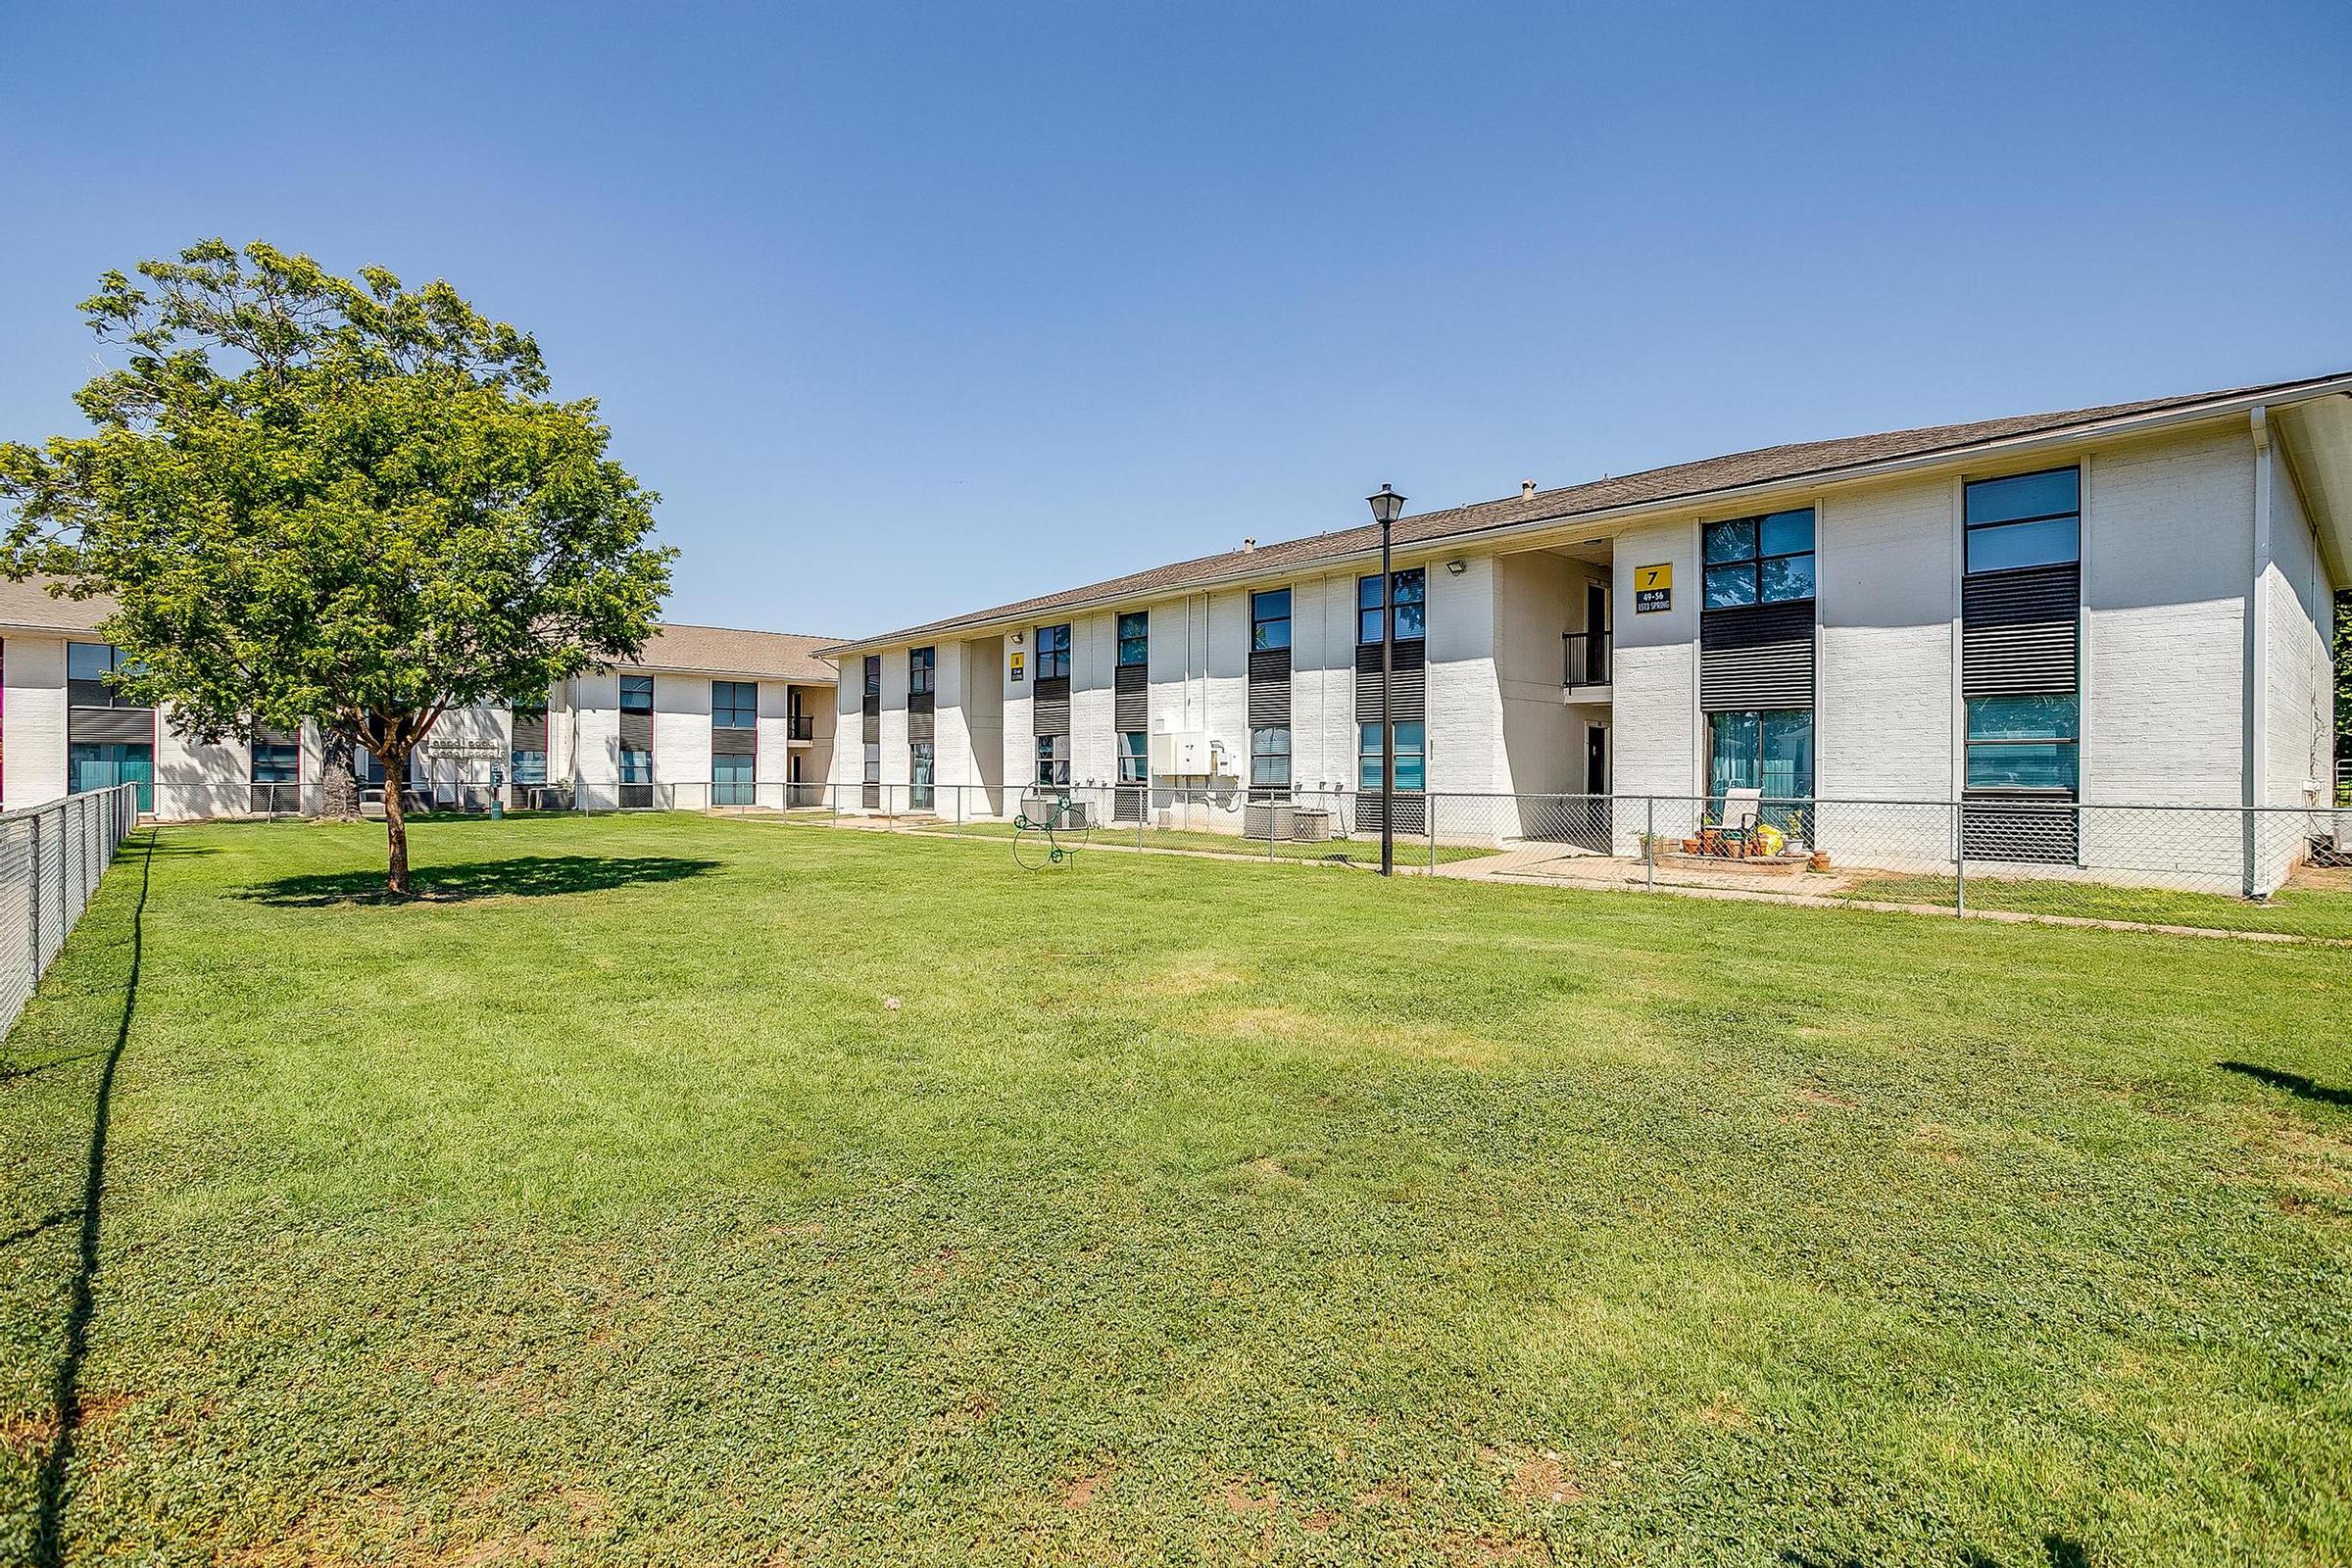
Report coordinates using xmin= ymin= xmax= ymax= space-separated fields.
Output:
xmin=1634 ymin=562 xmax=1673 ymax=612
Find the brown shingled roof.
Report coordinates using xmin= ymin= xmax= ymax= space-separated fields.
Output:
xmin=0 ymin=577 xmax=113 ymax=634
xmin=0 ymin=575 xmax=836 ymax=683
xmin=821 ymin=370 xmax=2352 ymax=654
xmin=629 ymin=623 xmax=838 ymax=683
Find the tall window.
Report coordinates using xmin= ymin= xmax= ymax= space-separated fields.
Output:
xmin=619 ymin=674 xmax=654 ymax=786
xmin=1356 ymin=567 xmax=1427 ymax=643
xmin=511 ymin=742 xmax=549 ymax=785
xmin=909 ymin=740 xmax=935 ymax=808
xmin=1035 ymin=624 xmax=1071 ymax=680
xmin=862 ymin=655 xmax=881 ymax=697
xmin=1117 ymin=732 xmax=1148 ymax=784
xmin=1117 ymin=612 xmax=1149 ymax=666
xmin=712 ymin=754 xmax=755 ymax=806
xmin=1965 ymin=467 xmax=2080 ymax=574
xmin=1965 ymin=695 xmax=2079 ymax=792
xmin=711 ymin=680 xmax=757 ymax=728
xmin=1250 ymin=589 xmax=1291 ymax=651
xmin=1357 ymin=722 xmax=1426 ymax=791
xmin=908 ymin=647 xmax=935 ymax=695
xmin=1703 ymin=510 xmax=1816 ymax=608
xmin=862 ymin=743 xmax=881 ymax=784
xmin=1250 ymin=726 xmax=1291 ymax=789
xmin=1035 ymin=733 xmax=1070 ymax=787
xmin=1708 ymin=710 xmax=1815 ymax=803
xmin=69 ymin=744 xmax=154 ymax=809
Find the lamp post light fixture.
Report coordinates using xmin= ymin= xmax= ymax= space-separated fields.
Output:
xmin=1366 ymin=483 xmax=1406 ymax=876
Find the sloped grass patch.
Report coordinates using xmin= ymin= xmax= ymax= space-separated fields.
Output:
xmin=1 ymin=812 xmax=2345 ymax=1565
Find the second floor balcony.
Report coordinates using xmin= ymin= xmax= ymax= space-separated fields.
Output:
xmin=1563 ymin=628 xmax=1612 ymax=697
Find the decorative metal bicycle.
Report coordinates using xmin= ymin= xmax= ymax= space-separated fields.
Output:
xmin=1012 ymin=793 xmax=1093 ymax=869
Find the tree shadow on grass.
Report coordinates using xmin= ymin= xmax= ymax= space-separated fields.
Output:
xmin=237 ymin=854 xmax=721 ymax=906
xmin=27 ymin=830 xmax=153 ymax=1563
xmin=2221 ymin=1060 xmax=2352 ymax=1109
xmin=1786 ymin=1536 xmax=2086 ymax=1567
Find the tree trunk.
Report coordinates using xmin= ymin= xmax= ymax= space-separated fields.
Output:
xmin=380 ymin=747 xmax=413 ymax=897
xmin=319 ymin=729 xmax=362 ymax=820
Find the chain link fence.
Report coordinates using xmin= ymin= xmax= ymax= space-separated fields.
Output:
xmin=0 ymin=784 xmax=142 ymax=1040
xmin=740 ymin=781 xmax=2352 ymax=939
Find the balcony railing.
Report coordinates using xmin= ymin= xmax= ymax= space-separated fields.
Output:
xmin=1563 ymin=628 xmax=1612 ymax=688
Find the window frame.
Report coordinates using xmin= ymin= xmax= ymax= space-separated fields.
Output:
xmin=1117 ymin=731 xmax=1149 ymax=785
xmin=249 ymin=732 xmax=300 ymax=785
xmin=1356 ymin=721 xmax=1427 ymax=792
xmin=908 ymin=647 xmax=935 ymax=696
xmin=1964 ymin=466 xmax=2082 ymax=577
xmin=1702 ymin=509 xmax=1816 ymax=611
xmin=710 ymin=679 xmax=758 ymax=729
xmin=1116 ymin=612 xmax=1149 ymax=667
xmin=1705 ymin=708 xmax=1816 ymax=807
xmin=711 ymin=751 xmax=757 ymax=806
xmin=862 ymin=655 xmax=881 ymax=697
xmin=1034 ymin=732 xmax=1071 ymax=788
xmin=1356 ymin=566 xmax=1428 ymax=645
xmin=620 ymin=674 xmax=655 ymax=714
xmin=1250 ymin=725 xmax=1292 ymax=790
xmin=1250 ymin=589 xmax=1292 ymax=652
xmin=67 ymin=641 xmax=147 ymax=709
xmin=1964 ymin=693 xmax=2081 ymax=794
xmin=1035 ymin=624 xmax=1071 ymax=681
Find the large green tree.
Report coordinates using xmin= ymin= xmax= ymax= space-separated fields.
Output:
xmin=0 ymin=240 xmax=672 ymax=894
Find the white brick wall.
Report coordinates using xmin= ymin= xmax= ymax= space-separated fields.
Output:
xmin=1425 ymin=555 xmax=1502 ymax=799
xmin=1494 ymin=550 xmax=1578 ymax=799
xmin=653 ymin=674 xmax=714 ymax=803
xmin=153 ymin=716 xmax=243 ymax=820
xmin=1817 ymin=475 xmax=1956 ymax=803
xmin=2266 ymin=454 xmax=2334 ymax=808
xmin=1000 ymin=627 xmax=1037 ymax=799
xmin=1071 ymin=610 xmax=1118 ymax=788
xmin=2082 ymin=427 xmax=2250 ymax=809
xmin=1610 ymin=518 xmax=1698 ymax=807
xmin=573 ymin=669 xmax=622 ymax=807
xmin=3 ymin=635 xmax=69 ymax=811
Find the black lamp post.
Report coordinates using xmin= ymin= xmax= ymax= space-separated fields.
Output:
xmin=1366 ymin=483 xmax=1406 ymax=875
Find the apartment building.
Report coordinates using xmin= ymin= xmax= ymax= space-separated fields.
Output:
xmin=0 ymin=584 xmax=838 ymax=818
xmin=819 ymin=372 xmax=2350 ymax=889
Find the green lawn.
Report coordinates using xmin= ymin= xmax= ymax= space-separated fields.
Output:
xmin=900 ymin=816 xmax=1499 ymax=864
xmin=1841 ymin=869 xmax=2352 ymax=941
xmin=3 ymin=814 xmax=2347 ymax=1566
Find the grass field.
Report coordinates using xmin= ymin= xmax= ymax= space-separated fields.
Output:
xmin=1839 ymin=867 xmax=2352 ymax=941
xmin=2 ymin=812 xmax=2347 ymax=1566
xmin=901 ymin=816 xmax=1500 ymax=864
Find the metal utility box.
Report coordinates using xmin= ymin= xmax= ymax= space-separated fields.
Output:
xmin=1150 ymin=732 xmax=1216 ymax=777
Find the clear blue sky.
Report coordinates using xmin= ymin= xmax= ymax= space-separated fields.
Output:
xmin=4 ymin=2 xmax=2346 ymax=638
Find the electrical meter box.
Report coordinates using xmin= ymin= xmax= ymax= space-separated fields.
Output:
xmin=1150 ymin=732 xmax=1216 ymax=776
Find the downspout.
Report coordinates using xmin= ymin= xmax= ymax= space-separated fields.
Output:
xmin=2246 ymin=405 xmax=2273 ymax=896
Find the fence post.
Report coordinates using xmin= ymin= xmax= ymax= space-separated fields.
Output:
xmin=1428 ymin=795 xmax=1438 ymax=872
xmin=2241 ymin=806 xmax=2257 ymax=900
xmin=28 ymin=808 xmax=40 ymax=984
xmin=1643 ymin=797 xmax=1655 ymax=891
xmin=1952 ymin=799 xmax=1966 ymax=914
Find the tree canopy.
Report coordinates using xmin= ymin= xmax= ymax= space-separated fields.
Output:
xmin=0 ymin=239 xmax=673 ymax=892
